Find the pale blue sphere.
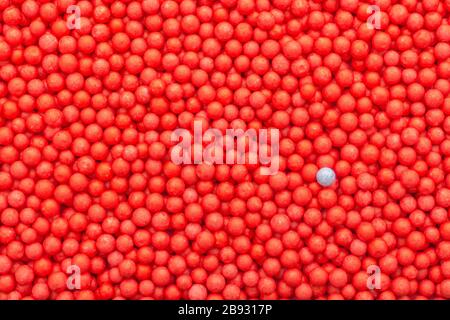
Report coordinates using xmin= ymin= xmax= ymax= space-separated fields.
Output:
xmin=316 ymin=167 xmax=336 ymax=187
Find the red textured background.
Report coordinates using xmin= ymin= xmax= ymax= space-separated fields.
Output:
xmin=0 ymin=0 xmax=449 ymax=300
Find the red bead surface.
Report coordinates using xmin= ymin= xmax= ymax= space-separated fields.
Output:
xmin=0 ymin=0 xmax=449 ymax=300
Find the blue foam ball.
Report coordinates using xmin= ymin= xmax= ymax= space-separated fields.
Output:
xmin=316 ymin=167 xmax=336 ymax=187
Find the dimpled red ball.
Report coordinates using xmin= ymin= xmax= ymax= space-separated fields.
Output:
xmin=0 ymin=0 xmax=449 ymax=301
